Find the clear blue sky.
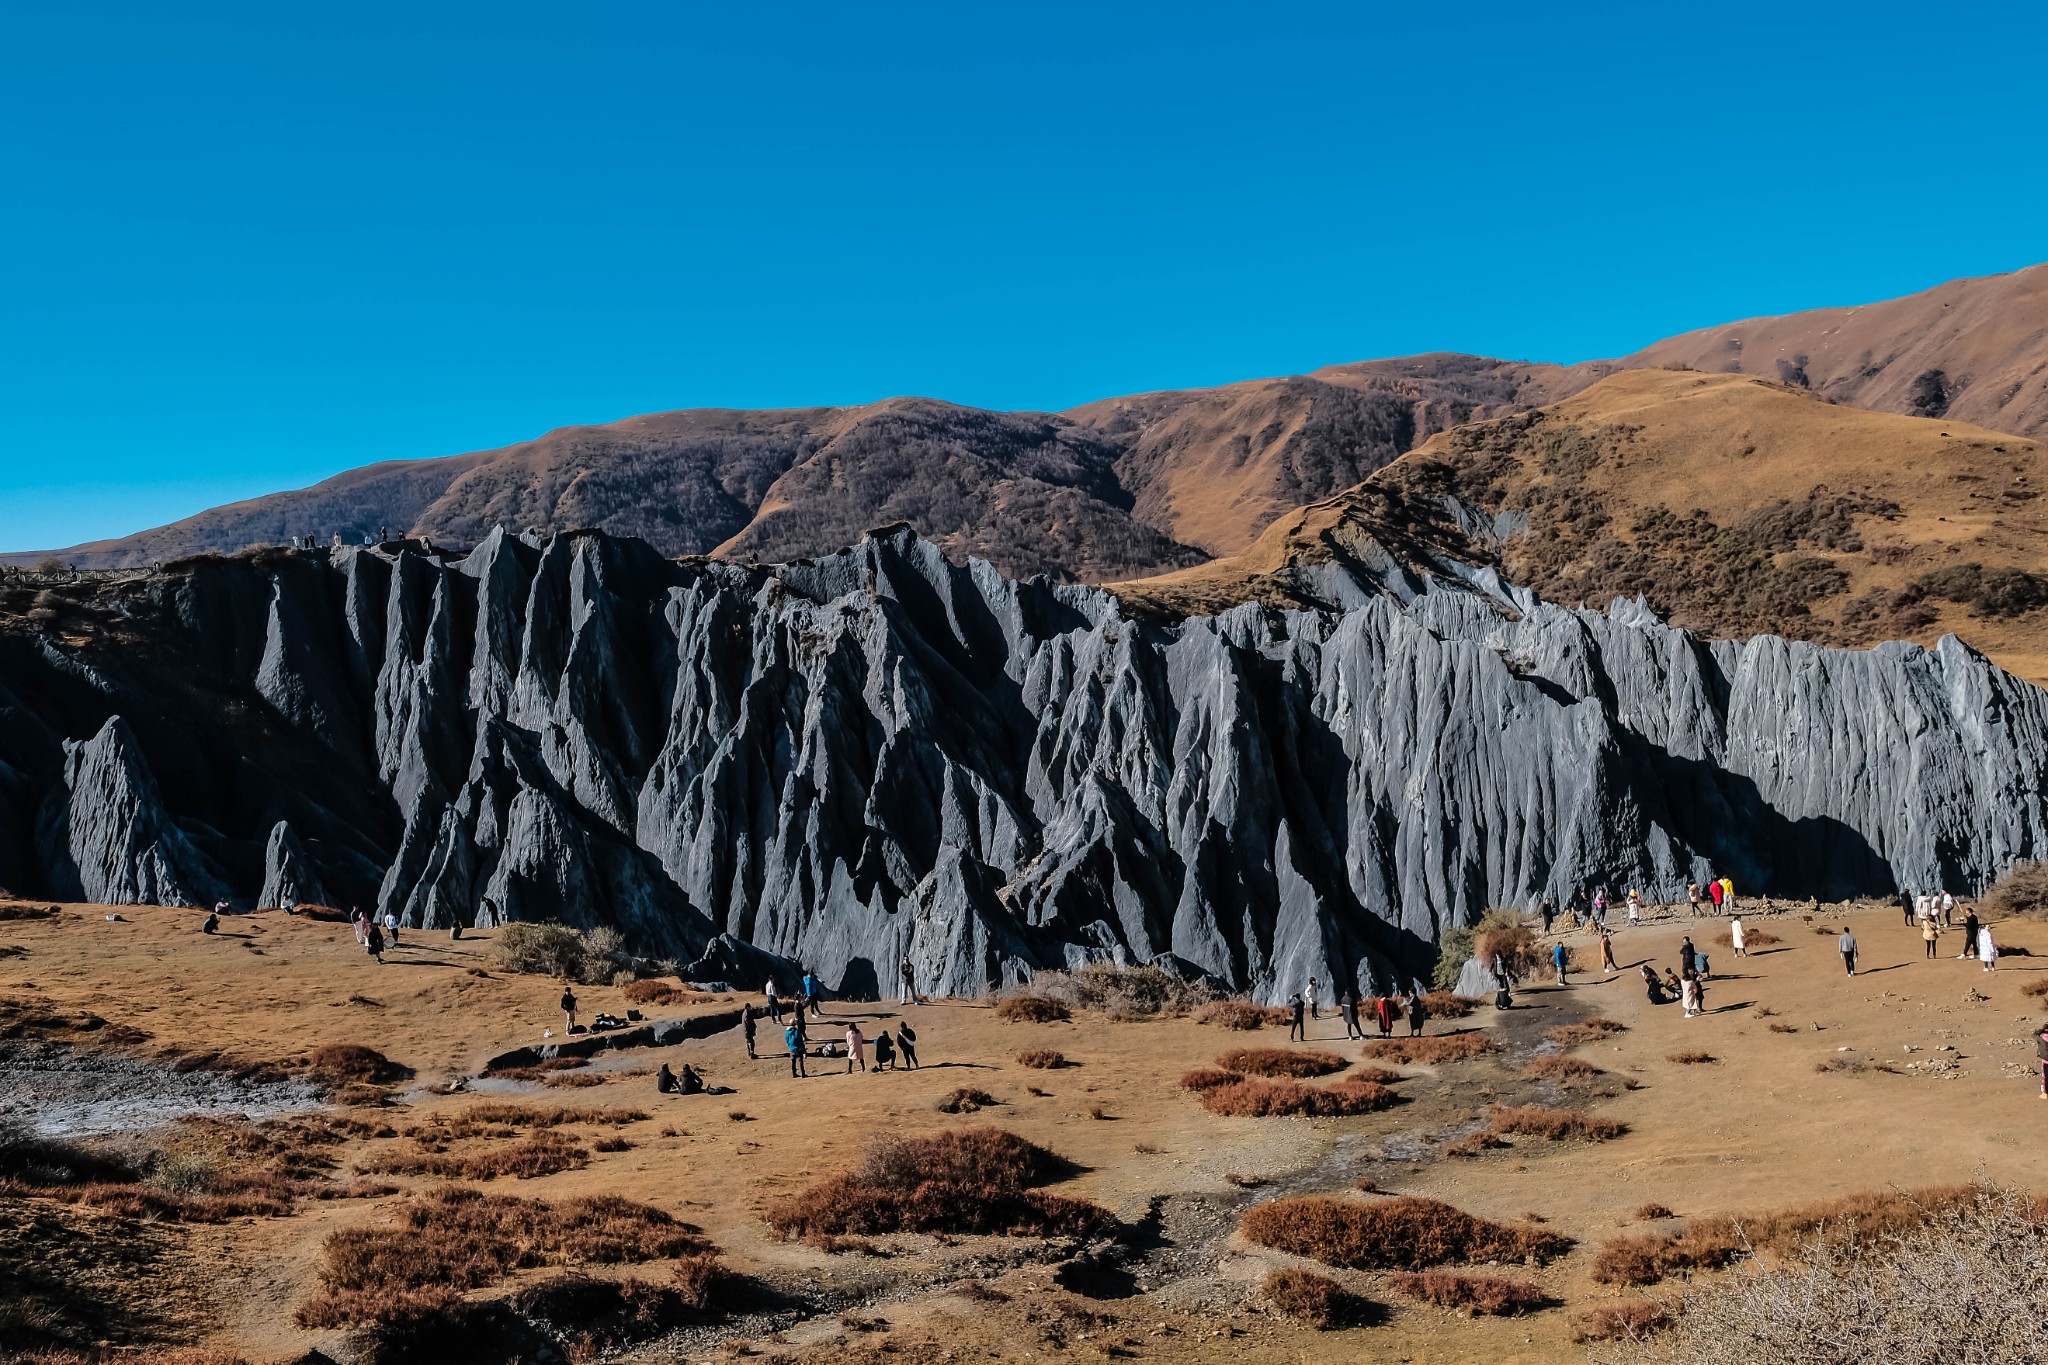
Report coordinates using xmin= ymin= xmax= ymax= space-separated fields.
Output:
xmin=3 ymin=1 xmax=2045 ymax=551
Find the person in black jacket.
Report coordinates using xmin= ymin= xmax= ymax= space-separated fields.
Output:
xmin=1407 ymin=992 xmax=1428 ymax=1037
xmin=560 ymin=988 xmax=578 ymax=1032
xmin=896 ymin=1022 xmax=920 ymax=1069
xmin=742 ymin=1007 xmax=758 ymax=1058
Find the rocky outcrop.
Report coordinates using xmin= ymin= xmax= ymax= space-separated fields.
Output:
xmin=258 ymin=821 xmax=328 ymax=909
xmin=4 ymin=525 xmax=2048 ymax=999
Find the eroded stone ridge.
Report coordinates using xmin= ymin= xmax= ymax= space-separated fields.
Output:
xmin=2 ymin=525 xmax=2044 ymax=999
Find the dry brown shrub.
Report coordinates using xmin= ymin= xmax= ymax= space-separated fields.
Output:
xmin=1636 ymin=1203 xmax=1677 ymax=1220
xmin=1723 ymin=927 xmax=1780 ymax=947
xmin=1194 ymin=999 xmax=1291 ymax=1030
xmin=1815 ymin=1055 xmax=1875 ymax=1074
xmin=1417 ymin=990 xmax=1481 ymax=1019
xmin=1444 ymin=1131 xmax=1512 ymax=1160
xmin=1362 ymin=1032 xmax=1499 ymax=1064
xmin=1486 ymin=1105 xmax=1628 ymax=1143
xmin=1573 ymin=1299 xmax=1674 ymax=1341
xmin=1385 ymin=1269 xmax=1548 ymax=1315
xmin=935 ymin=1087 xmax=1001 ymax=1114
xmin=1523 ymin=1055 xmax=1603 ymax=1083
xmin=619 ymin=978 xmax=715 ymax=1006
xmin=1015 ymin=1049 xmax=1068 ymax=1069
xmin=405 ymin=1103 xmax=645 ymax=1143
xmin=1192 ymin=1076 xmax=1399 ymax=1118
xmin=1178 ymin=1066 xmax=1239 ymax=1091
xmin=1593 ymin=1221 xmax=1745 ymax=1287
xmin=306 ymin=1043 xmax=411 ymax=1086
xmin=1474 ymin=910 xmax=1544 ymax=980
xmin=1985 ymin=861 xmax=2048 ymax=918
xmin=296 ymin=1186 xmax=705 ymax=1326
xmin=2020 ymin=979 xmax=2048 ymax=1001
xmin=488 ymin=1057 xmax=589 ymax=1081
xmin=1545 ymin=1018 xmax=1627 ymax=1047
xmin=362 ymin=1133 xmax=591 ymax=1181
xmin=1215 ymin=1047 xmax=1347 ymax=1078
xmin=1263 ymin=1268 xmax=1351 ymax=1327
xmin=764 ymin=1128 xmax=1114 ymax=1242
xmin=1768 ymin=1023 xmax=1800 ymax=1034
xmin=993 ymin=994 xmax=1071 ymax=1023
xmin=1239 ymin=1195 xmax=1570 ymax=1270
xmin=1667 ymin=1050 xmax=1717 ymax=1065
xmin=544 ymin=1072 xmax=608 ymax=1089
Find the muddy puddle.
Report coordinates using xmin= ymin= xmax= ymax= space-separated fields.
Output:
xmin=0 ymin=1040 xmax=323 ymax=1136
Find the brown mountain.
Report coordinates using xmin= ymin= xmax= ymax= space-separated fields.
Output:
xmin=1119 ymin=369 xmax=2048 ymax=682
xmin=13 ymin=262 xmax=2046 ymax=579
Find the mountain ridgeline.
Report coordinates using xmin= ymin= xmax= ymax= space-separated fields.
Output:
xmin=4 ymin=526 xmax=2046 ymax=1000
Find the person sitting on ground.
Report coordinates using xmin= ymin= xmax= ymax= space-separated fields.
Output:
xmin=202 ymin=911 xmax=219 ymax=935
xmin=873 ymin=1029 xmax=895 ymax=1071
xmin=1640 ymin=963 xmax=1664 ymax=1004
xmin=1662 ymin=967 xmax=1683 ymax=998
xmin=657 ymin=1063 xmax=679 ymax=1094
xmin=896 ymin=1022 xmax=919 ymax=1068
xmin=680 ymin=1063 xmax=705 ymax=1095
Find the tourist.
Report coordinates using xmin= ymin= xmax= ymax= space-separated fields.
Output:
xmin=1662 ymin=966 xmax=1683 ymax=999
xmin=1680 ymin=971 xmax=1700 ymax=1018
xmin=1552 ymin=940 xmax=1570 ymax=985
xmin=1719 ymin=876 xmax=1735 ymax=915
xmin=657 ymin=1063 xmax=679 ymax=1094
xmin=1287 ymin=992 xmax=1305 ymax=1041
xmin=898 ymin=955 xmax=917 ymax=1006
xmin=1407 ymin=992 xmax=1427 ymax=1038
xmin=1901 ymin=890 xmax=1917 ymax=927
xmin=1941 ymin=890 xmax=1957 ymax=927
xmin=1979 ymin=924 xmax=1999 ymax=972
xmin=1599 ymin=931 xmax=1617 ymax=974
xmin=1540 ymin=896 xmax=1556 ymax=935
xmin=873 ymin=1029 xmax=896 ymax=1071
xmin=1640 ymin=963 xmax=1664 ymax=1003
xmin=1962 ymin=908 xmax=1981 ymax=959
xmin=1678 ymin=936 xmax=1697 ymax=976
xmin=352 ymin=910 xmax=368 ymax=946
xmin=802 ymin=970 xmax=824 ymax=1017
xmin=1305 ymin=977 xmax=1320 ymax=1020
xmin=1592 ymin=890 xmax=1608 ymax=930
xmin=786 ymin=1021 xmax=807 ymax=1078
xmin=2036 ymin=1019 xmax=2048 ymax=1100
xmin=1915 ymin=891 xmax=1933 ymax=924
xmin=1707 ymin=877 xmax=1724 ymax=915
xmin=561 ymin=986 xmax=579 ymax=1032
xmin=679 ymin=1064 xmax=704 ymax=1095
xmin=1730 ymin=916 xmax=1747 ymax=958
xmin=1626 ymin=889 xmax=1642 ymax=927
xmin=365 ymin=922 xmax=384 ymax=964
xmin=1338 ymin=991 xmax=1359 ymax=1039
xmin=896 ymin=1021 xmax=919 ymax=1069
xmin=202 ymin=911 xmax=219 ymax=935
xmin=1375 ymin=993 xmax=1395 ymax=1038
xmin=1839 ymin=927 xmax=1858 ymax=977
xmin=1923 ymin=917 xmax=1941 ymax=959
xmin=1688 ymin=881 xmax=1703 ymax=918
xmin=765 ymin=979 xmax=783 ymax=1023
xmin=743 ymin=1007 xmax=758 ymax=1059
xmin=845 ymin=1023 xmax=867 ymax=1073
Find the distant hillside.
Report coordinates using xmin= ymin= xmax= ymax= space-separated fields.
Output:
xmin=1622 ymin=262 xmax=2048 ymax=439
xmin=1120 ymin=370 xmax=2048 ymax=683
xmin=14 ymin=262 xmax=2047 ymax=580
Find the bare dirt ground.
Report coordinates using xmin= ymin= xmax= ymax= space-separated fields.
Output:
xmin=4 ymin=896 xmax=2047 ymax=1363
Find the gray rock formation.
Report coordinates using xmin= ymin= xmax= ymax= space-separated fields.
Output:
xmin=4 ymin=524 xmax=2048 ymax=1000
xmin=258 ymin=820 xmax=328 ymax=909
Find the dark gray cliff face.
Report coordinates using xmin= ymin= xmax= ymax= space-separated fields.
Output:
xmin=3 ymin=528 xmax=2047 ymax=1000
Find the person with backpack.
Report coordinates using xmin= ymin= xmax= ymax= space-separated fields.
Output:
xmin=786 ymin=1020 xmax=807 ymax=1078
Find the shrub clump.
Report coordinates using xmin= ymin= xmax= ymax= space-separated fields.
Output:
xmin=361 ymin=1134 xmax=591 ymax=1181
xmin=1416 ymin=990 xmax=1481 ymax=1020
xmin=1385 ymin=1269 xmax=1548 ymax=1316
xmin=1485 ymin=1105 xmax=1628 ymax=1143
xmin=1194 ymin=999 xmax=1291 ymax=1030
xmin=1015 ymin=1049 xmax=1068 ymax=1069
xmin=1215 ymin=1047 xmax=1348 ymax=1079
xmin=1545 ymin=1018 xmax=1628 ymax=1048
xmin=1263 ymin=1268 xmax=1353 ymax=1328
xmin=993 ymin=994 xmax=1071 ymax=1024
xmin=1668 ymin=1050 xmax=1717 ymax=1065
xmin=505 ymin=1258 xmax=742 ymax=1347
xmin=934 ymin=1087 xmax=1001 ymax=1114
xmin=765 ymin=1129 xmax=1114 ymax=1242
xmin=1986 ymin=861 xmax=2048 ymax=918
xmin=1523 ymin=1056 xmax=1603 ymax=1083
xmin=490 ymin=922 xmax=630 ymax=984
xmin=306 ymin=1044 xmax=412 ymax=1087
xmin=1030 ymin=962 xmax=1211 ymax=1019
xmin=1189 ymin=1076 xmax=1400 ymax=1118
xmin=1574 ymin=1299 xmax=1675 ymax=1342
xmin=296 ymin=1187 xmax=708 ymax=1327
xmin=1240 ymin=1195 xmax=1570 ymax=1270
xmin=1362 ymin=1033 xmax=1499 ymax=1065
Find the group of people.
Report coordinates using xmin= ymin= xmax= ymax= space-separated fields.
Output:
xmin=352 ymin=908 xmax=399 ymax=961
xmin=773 ymin=1011 xmax=921 ymax=1078
xmin=1287 ymin=982 xmax=1430 ymax=1041
xmin=1907 ymin=892 xmax=1997 ymax=970
xmin=1536 ymin=876 xmax=1739 ymax=937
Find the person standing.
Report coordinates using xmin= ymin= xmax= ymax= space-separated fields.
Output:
xmin=561 ymin=987 xmax=579 ymax=1032
xmin=742 ymin=1007 xmax=758 ymax=1060
xmin=1552 ymin=940 xmax=1570 ymax=985
xmin=1979 ymin=925 xmax=1999 ymax=972
xmin=365 ymin=922 xmax=385 ymax=964
xmin=1962 ymin=908 xmax=1981 ymax=959
xmin=898 ymin=956 xmax=917 ymax=1007
xmin=765 ymin=979 xmax=783 ymax=1024
xmin=1923 ymin=917 xmax=1941 ymax=959
xmin=1678 ymin=936 xmax=1697 ymax=976
xmin=1901 ymin=890 xmax=1917 ymax=928
xmin=896 ymin=1021 xmax=920 ymax=1069
xmin=1839 ymin=927 xmax=1858 ymax=977
xmin=1707 ymin=878 xmax=1724 ymax=915
xmin=1287 ymin=993 xmax=1306 ymax=1041
xmin=801 ymin=971 xmax=822 ymax=1017
xmin=1730 ymin=917 xmax=1747 ymax=958
xmin=1600 ymin=931 xmax=1617 ymax=974
xmin=1540 ymin=896 xmax=1556 ymax=936
xmin=845 ymin=1023 xmax=867 ymax=1073
xmin=1406 ymin=992 xmax=1428 ymax=1038
xmin=1339 ymin=991 xmax=1361 ymax=1040
xmin=786 ymin=1021 xmax=807 ymax=1078
xmin=1941 ymin=890 xmax=1957 ymax=927
xmin=2036 ymin=1019 xmax=2048 ymax=1100
xmin=1688 ymin=882 xmax=1704 ymax=918
xmin=1375 ymin=993 xmax=1395 ymax=1038
xmin=1626 ymin=890 xmax=1642 ymax=927
xmin=1719 ymin=877 xmax=1735 ymax=915
xmin=1681 ymin=971 xmax=1700 ymax=1019
xmin=1304 ymin=978 xmax=1321 ymax=1021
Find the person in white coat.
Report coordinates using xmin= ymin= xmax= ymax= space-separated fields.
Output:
xmin=1730 ymin=917 xmax=1748 ymax=958
xmin=1979 ymin=925 xmax=1999 ymax=972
